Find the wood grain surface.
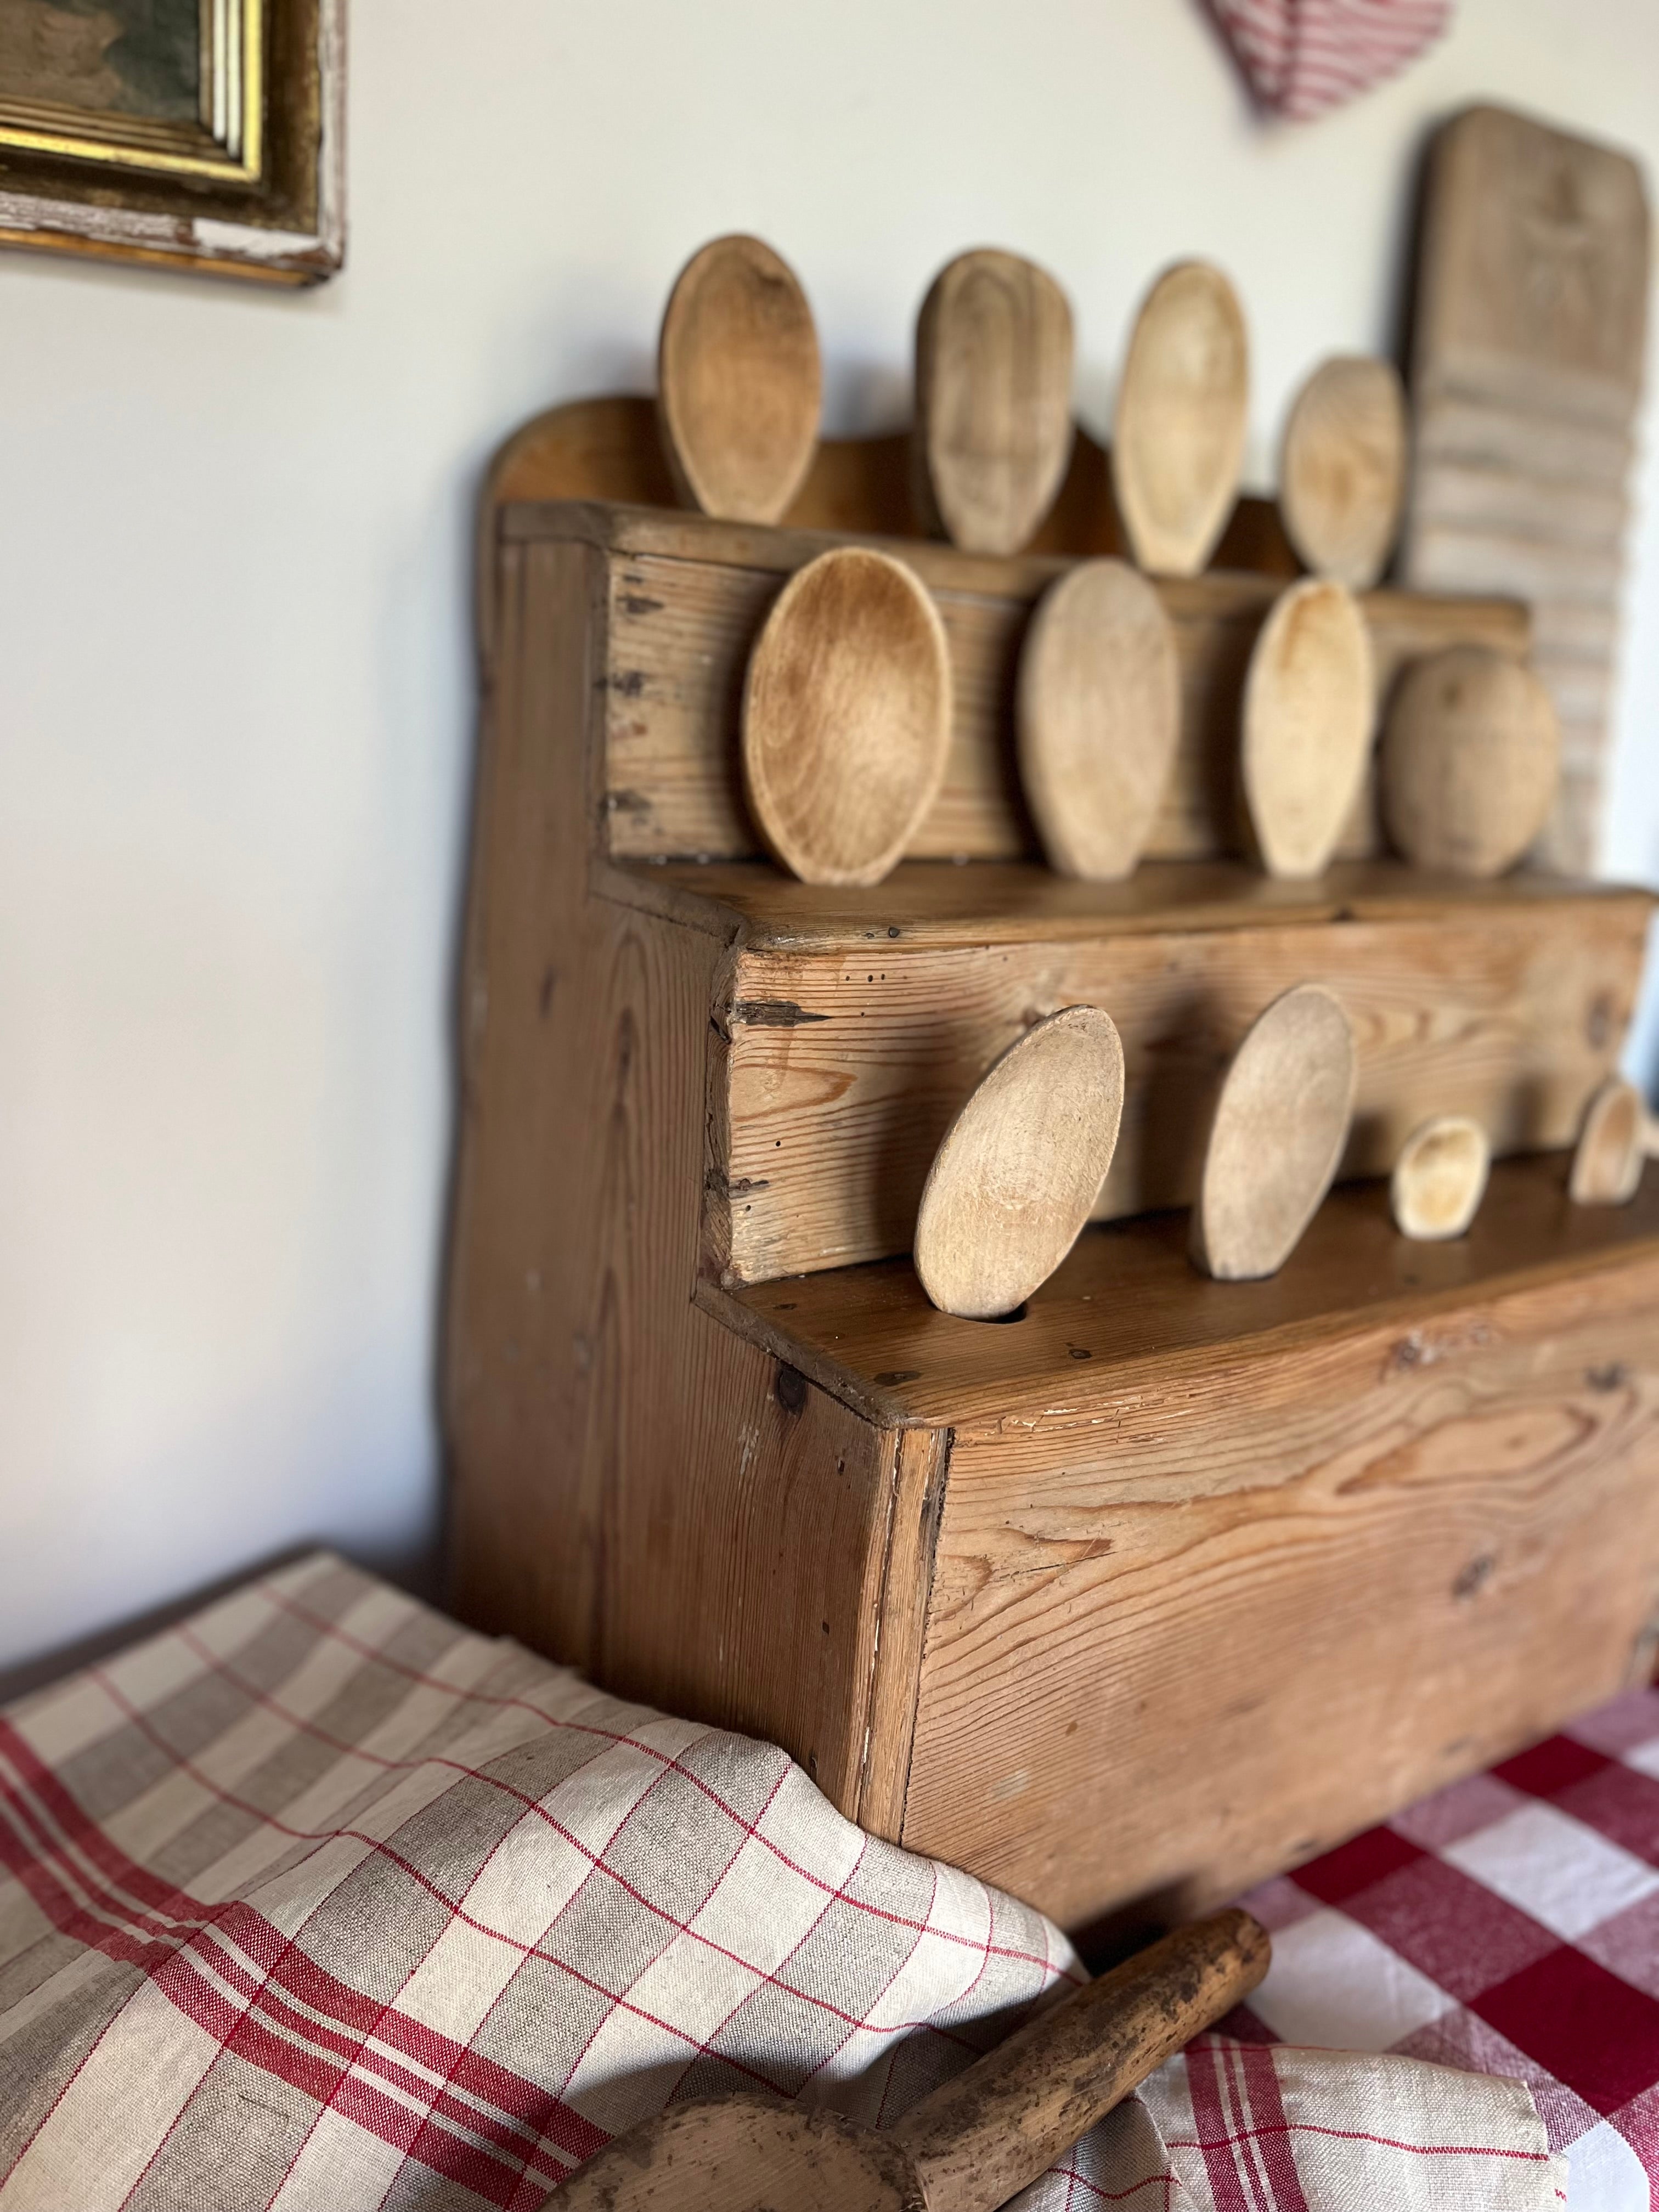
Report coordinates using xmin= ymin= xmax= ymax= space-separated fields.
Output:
xmin=532 ymin=500 xmax=1530 ymax=868
xmin=915 ymin=248 xmax=1075 ymax=556
xmin=545 ymin=2101 xmax=920 ymax=2212
xmin=741 ymin=548 xmax=951 ymax=885
xmin=451 ymin=515 xmax=1659 ymax=1936
xmin=1402 ymin=103 xmax=1650 ymax=870
xmin=689 ymin=864 xmax=1648 ymax=1284
xmin=1190 ymin=983 xmax=1356 ymax=1282
xmin=728 ymin=1152 xmax=1659 ymax=1426
xmin=476 ymin=396 xmax=1307 ymax=672
xmin=1113 ymin=262 xmax=1250 ymax=577
xmin=1240 ymin=579 xmax=1375 ymax=879
xmin=905 ymin=1229 xmax=1659 ymax=1926
xmin=724 ymin=1163 xmax=1659 ymax=1928
xmin=1392 ymin=1114 xmax=1492 ymax=1241
xmin=657 ymin=235 xmax=822 ymax=524
xmin=1016 ymin=558 xmax=1181 ymax=881
xmin=447 ymin=536 xmax=906 ymax=1817
xmin=1380 ymin=644 xmax=1561 ymax=876
xmin=546 ymin=1914 xmax=1267 ymax=2212
xmin=629 ymin=851 xmax=1641 ymax=947
xmin=893 ymin=1912 xmax=1269 ymax=2210
xmin=1279 ymin=356 xmax=1408 ymax=590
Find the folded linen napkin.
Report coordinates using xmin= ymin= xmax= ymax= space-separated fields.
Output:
xmin=0 ymin=1553 xmax=1559 ymax=2209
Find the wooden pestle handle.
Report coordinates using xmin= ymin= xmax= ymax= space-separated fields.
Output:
xmin=893 ymin=1909 xmax=1269 ymax=2212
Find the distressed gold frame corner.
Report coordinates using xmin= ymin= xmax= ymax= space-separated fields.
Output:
xmin=0 ymin=0 xmax=342 ymax=286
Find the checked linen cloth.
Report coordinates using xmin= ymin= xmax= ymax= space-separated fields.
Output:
xmin=1 ymin=1554 xmax=1559 ymax=2209
xmin=1235 ymin=1685 xmax=1659 ymax=2209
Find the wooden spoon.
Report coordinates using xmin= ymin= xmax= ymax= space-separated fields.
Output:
xmin=1570 ymin=1076 xmax=1659 ymax=1205
xmin=1242 ymin=578 xmax=1375 ymax=880
xmin=1381 ymin=644 xmax=1560 ymax=877
xmin=658 ymin=235 xmax=822 ymax=523
xmin=915 ymin=1006 xmax=1125 ymax=1319
xmin=544 ymin=1909 xmax=1269 ymax=2211
xmin=1392 ymin=1115 xmax=1491 ymax=1240
xmin=1111 ymin=261 xmax=1249 ymax=577
xmin=1016 ymin=559 xmax=1181 ymax=881
xmin=1192 ymin=983 xmax=1356 ymax=1281
xmin=1280 ymin=356 xmax=1409 ymax=591
xmin=742 ymin=548 xmax=951 ymax=887
xmin=915 ymin=248 xmax=1075 ymax=556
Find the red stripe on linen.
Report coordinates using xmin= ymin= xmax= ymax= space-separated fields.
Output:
xmin=5 ymin=1690 xmax=1003 ymax=2195
xmin=1164 ymin=2117 xmax=1557 ymax=2163
xmin=0 ymin=1719 xmax=610 ymax=2186
xmin=1048 ymin=2169 xmax=1176 ymax=2205
xmin=171 ymin=1624 xmax=998 ymax=2064
xmin=1186 ymin=2042 xmax=1256 ymax=2212
xmin=262 ymin=1589 xmax=1079 ymax=1985
xmin=97 ymin=1673 xmax=990 ymax=2070
xmin=1239 ymin=2044 xmax=1311 ymax=2210
xmin=159 ymin=1928 xmax=585 ymax=2176
xmin=0 ymin=1592 xmax=1071 ymax=2208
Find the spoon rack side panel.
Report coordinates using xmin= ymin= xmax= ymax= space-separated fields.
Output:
xmin=444 ymin=529 xmax=925 ymax=1826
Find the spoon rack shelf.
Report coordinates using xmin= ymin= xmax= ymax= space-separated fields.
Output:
xmin=447 ymin=481 xmax=1659 ymax=1933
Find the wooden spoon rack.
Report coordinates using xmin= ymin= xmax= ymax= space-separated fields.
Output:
xmin=447 ymin=403 xmax=1659 ymax=1933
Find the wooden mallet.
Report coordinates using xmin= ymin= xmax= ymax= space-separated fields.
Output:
xmin=543 ymin=1908 xmax=1269 ymax=2210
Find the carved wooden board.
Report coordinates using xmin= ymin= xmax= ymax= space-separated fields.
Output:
xmin=1401 ymin=103 xmax=1650 ymax=871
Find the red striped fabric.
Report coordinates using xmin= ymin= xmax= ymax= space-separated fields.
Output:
xmin=1207 ymin=0 xmax=1452 ymax=121
xmin=0 ymin=1554 xmax=1561 ymax=2209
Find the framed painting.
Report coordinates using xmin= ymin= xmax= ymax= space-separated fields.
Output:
xmin=0 ymin=0 xmax=342 ymax=283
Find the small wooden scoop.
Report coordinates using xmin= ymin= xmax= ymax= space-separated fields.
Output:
xmin=915 ymin=1005 xmax=1125 ymax=1319
xmin=1392 ymin=1115 xmax=1491 ymax=1240
xmin=544 ymin=1908 xmax=1269 ymax=2211
xmin=1017 ymin=559 xmax=1181 ymax=881
xmin=1111 ymin=261 xmax=1249 ymax=577
xmin=1280 ymin=356 xmax=1408 ymax=591
xmin=1571 ymin=1077 xmax=1659 ymax=1205
xmin=1381 ymin=645 xmax=1560 ymax=877
xmin=1242 ymin=578 xmax=1375 ymax=880
xmin=1192 ymin=983 xmax=1356 ymax=1281
xmin=658 ymin=234 xmax=822 ymax=523
xmin=742 ymin=546 xmax=952 ymax=887
xmin=915 ymin=247 xmax=1075 ymax=556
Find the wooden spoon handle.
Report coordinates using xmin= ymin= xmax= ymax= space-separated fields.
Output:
xmin=893 ymin=1909 xmax=1269 ymax=2212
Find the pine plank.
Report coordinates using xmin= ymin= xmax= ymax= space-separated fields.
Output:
xmin=446 ymin=535 xmax=910 ymax=1812
xmin=667 ymin=862 xmax=1651 ymax=1283
xmin=906 ymin=1235 xmax=1659 ymax=1927
xmin=567 ymin=505 xmax=1527 ymax=867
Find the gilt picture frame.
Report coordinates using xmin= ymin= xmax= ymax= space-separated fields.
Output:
xmin=0 ymin=0 xmax=342 ymax=283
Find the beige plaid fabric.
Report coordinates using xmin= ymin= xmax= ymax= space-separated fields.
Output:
xmin=0 ymin=1554 xmax=1560 ymax=2208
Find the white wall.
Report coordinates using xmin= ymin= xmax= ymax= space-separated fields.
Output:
xmin=3 ymin=0 xmax=1657 ymax=1675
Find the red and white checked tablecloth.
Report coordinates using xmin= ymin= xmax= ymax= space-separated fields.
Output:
xmin=1233 ymin=1686 xmax=1659 ymax=2210
xmin=0 ymin=1554 xmax=1567 ymax=2209
xmin=1207 ymin=0 xmax=1452 ymax=121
